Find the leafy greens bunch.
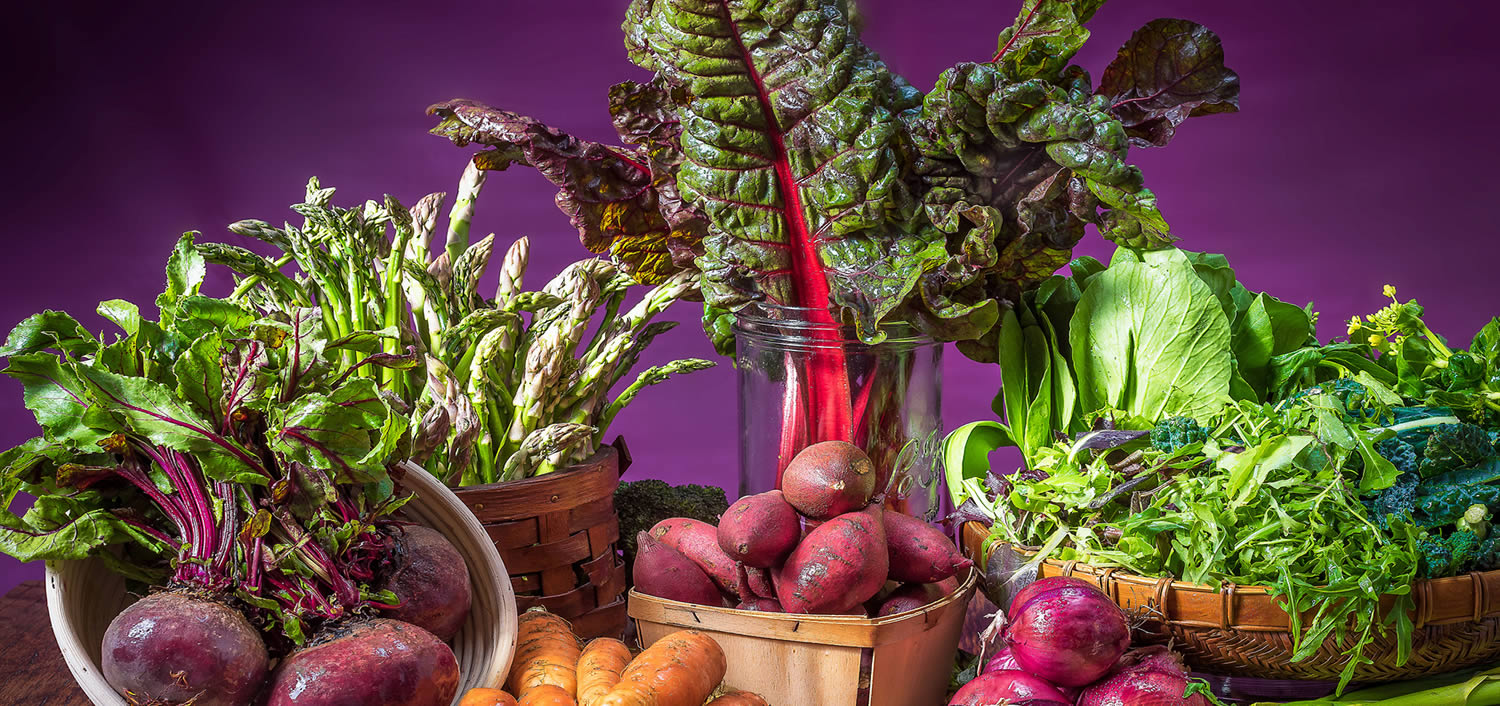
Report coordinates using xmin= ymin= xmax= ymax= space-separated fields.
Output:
xmin=0 ymin=234 xmax=413 ymax=645
xmin=427 ymin=0 xmax=1239 ymax=455
xmin=207 ymin=166 xmax=713 ymax=486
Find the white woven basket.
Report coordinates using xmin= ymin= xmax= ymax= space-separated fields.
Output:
xmin=45 ymin=461 xmax=517 ymax=705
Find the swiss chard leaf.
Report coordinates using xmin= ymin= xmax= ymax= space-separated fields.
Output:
xmin=1097 ymin=18 xmax=1240 ymax=148
xmin=991 ymin=0 xmax=1102 ymax=80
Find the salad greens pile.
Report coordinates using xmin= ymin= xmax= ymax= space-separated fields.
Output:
xmin=946 ymin=249 xmax=1500 ymax=690
xmin=0 ymin=235 xmax=411 ymax=643
xmin=207 ymin=167 xmax=711 ymax=486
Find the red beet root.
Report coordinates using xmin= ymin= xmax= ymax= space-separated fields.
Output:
xmin=883 ymin=510 xmax=973 ymax=583
xmin=101 ymin=591 xmax=268 ymax=706
xmin=1078 ymin=646 xmax=1211 ymax=706
xmin=718 ymin=490 xmax=800 ymax=568
xmin=650 ymin=517 xmax=746 ymax=599
xmin=633 ymin=531 xmax=724 ymax=606
xmin=776 ymin=504 xmax=888 ymax=614
xmin=263 ymin=618 xmax=459 ymax=706
xmin=948 ymin=670 xmax=1073 ymax=706
xmin=1005 ymin=576 xmax=1131 ymax=688
xmin=781 ymin=441 xmax=876 ymax=520
xmin=377 ymin=524 xmax=472 ymax=642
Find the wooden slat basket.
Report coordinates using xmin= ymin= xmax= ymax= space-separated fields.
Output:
xmin=453 ymin=439 xmax=629 ymax=639
xmin=629 ymin=568 xmax=977 ymax=706
xmin=962 ymin=521 xmax=1500 ymax=682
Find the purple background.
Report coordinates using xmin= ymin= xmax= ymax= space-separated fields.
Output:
xmin=2 ymin=0 xmax=1497 ymax=594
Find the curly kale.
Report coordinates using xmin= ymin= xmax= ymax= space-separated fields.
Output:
xmin=614 ymin=479 xmax=728 ymax=564
xmin=1419 ymin=528 xmax=1481 ymax=578
xmin=1151 ymin=416 xmax=1209 ymax=454
xmin=1377 ymin=438 xmax=1420 ymax=475
xmin=1420 ymin=423 xmax=1495 ymax=477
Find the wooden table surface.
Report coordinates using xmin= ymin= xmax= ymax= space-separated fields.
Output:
xmin=0 ymin=581 xmax=87 ymax=704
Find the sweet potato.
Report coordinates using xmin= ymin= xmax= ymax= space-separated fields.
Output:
xmin=734 ymin=597 xmax=783 ymax=612
xmin=577 ymin=638 xmax=633 ymax=706
xmin=101 ymin=591 xmax=268 ymax=706
xmin=634 ymin=531 xmax=724 ymax=606
xmin=775 ymin=504 xmax=889 ymax=614
xmin=884 ymin=510 xmax=972 ymax=583
xmin=875 ymin=583 xmax=939 ymax=616
xmin=520 ymin=685 xmax=578 ymax=706
xmin=508 ymin=609 xmax=582 ymax=700
xmin=378 ymin=524 xmax=473 ymax=641
xmin=461 ymin=688 xmax=521 ymax=706
xmin=781 ymin=441 xmax=877 ymax=520
xmin=740 ymin=563 xmax=776 ymax=600
xmin=599 ymin=630 xmax=727 ymax=706
xmin=707 ymin=692 xmax=770 ymax=706
xmin=649 ymin=518 xmax=744 ymax=599
xmin=717 ymin=490 xmax=799 ymax=568
xmin=262 ymin=618 xmax=458 ymax=706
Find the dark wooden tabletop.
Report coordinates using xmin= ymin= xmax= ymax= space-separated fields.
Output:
xmin=0 ymin=581 xmax=87 ymax=704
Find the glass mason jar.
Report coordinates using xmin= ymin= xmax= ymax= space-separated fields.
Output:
xmin=734 ymin=303 xmax=945 ymax=519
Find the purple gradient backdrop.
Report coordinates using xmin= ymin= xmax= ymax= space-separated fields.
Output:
xmin=1 ymin=1 xmax=1497 ymax=593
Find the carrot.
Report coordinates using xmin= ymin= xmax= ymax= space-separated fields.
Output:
xmin=576 ymin=637 xmax=633 ymax=706
xmin=706 ymin=692 xmax=769 ymax=706
xmin=460 ymin=687 xmax=521 ymax=706
xmin=507 ymin=608 xmax=582 ymax=700
xmin=598 ymin=630 xmax=726 ymax=706
xmin=519 ymin=684 xmax=578 ymax=706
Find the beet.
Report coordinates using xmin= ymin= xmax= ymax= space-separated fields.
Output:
xmin=883 ymin=510 xmax=973 ymax=583
xmin=776 ymin=504 xmax=888 ymax=614
xmin=101 ymin=591 xmax=268 ymax=706
xmin=735 ymin=597 xmax=784 ymax=612
xmin=263 ymin=618 xmax=459 ymax=705
xmin=781 ymin=441 xmax=876 ymax=520
xmin=377 ymin=524 xmax=472 ymax=642
xmin=650 ymin=518 xmax=745 ymax=599
xmin=1005 ymin=576 xmax=1131 ymax=688
xmin=948 ymin=670 xmax=1073 ymax=706
xmin=634 ymin=531 xmax=724 ymax=606
xmin=1078 ymin=646 xmax=1211 ymax=706
xmin=718 ymin=490 xmax=800 ymax=568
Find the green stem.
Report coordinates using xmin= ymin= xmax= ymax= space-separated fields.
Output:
xmin=229 ymin=253 xmax=298 ymax=300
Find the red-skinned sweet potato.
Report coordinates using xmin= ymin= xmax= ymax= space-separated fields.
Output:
xmin=378 ymin=524 xmax=472 ymax=642
xmin=884 ymin=510 xmax=973 ymax=583
xmin=775 ymin=504 xmax=888 ymax=614
xmin=650 ymin=518 xmax=745 ymax=599
xmin=262 ymin=618 xmax=459 ymax=706
xmin=735 ymin=597 xmax=784 ymax=612
xmin=781 ymin=441 xmax=877 ymax=520
xmin=101 ymin=591 xmax=268 ymax=706
xmin=633 ymin=531 xmax=723 ymax=606
xmin=718 ymin=490 xmax=800 ymax=568
xmin=740 ymin=563 xmax=776 ymax=600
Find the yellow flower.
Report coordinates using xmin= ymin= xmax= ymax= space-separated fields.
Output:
xmin=1368 ymin=334 xmax=1387 ymax=348
xmin=1347 ymin=317 xmax=1362 ymax=336
xmin=1383 ymin=284 xmax=1397 ymax=298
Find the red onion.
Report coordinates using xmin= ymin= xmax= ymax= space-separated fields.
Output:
xmin=1004 ymin=576 xmax=1131 ymax=687
xmin=981 ymin=646 xmax=1022 ymax=674
xmin=1078 ymin=645 xmax=1211 ymax=706
xmin=948 ymin=670 xmax=1073 ymax=706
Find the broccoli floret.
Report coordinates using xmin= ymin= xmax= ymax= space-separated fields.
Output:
xmin=614 ymin=479 xmax=729 ymax=564
xmin=1419 ymin=423 xmax=1494 ymax=477
xmin=1150 ymin=416 xmax=1209 ymax=454
xmin=1369 ymin=472 xmax=1420 ymax=529
xmin=1477 ymin=536 xmax=1500 ymax=572
xmin=1418 ymin=528 xmax=1482 ymax=578
xmin=1376 ymin=438 xmax=1420 ymax=474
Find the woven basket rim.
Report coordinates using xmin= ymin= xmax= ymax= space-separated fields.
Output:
xmin=449 ymin=437 xmax=626 ymax=495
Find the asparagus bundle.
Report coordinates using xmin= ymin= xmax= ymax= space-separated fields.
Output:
xmin=204 ymin=162 xmax=712 ymax=486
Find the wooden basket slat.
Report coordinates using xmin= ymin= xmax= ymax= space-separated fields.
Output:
xmin=571 ymin=599 xmax=629 ymax=641
xmin=568 ymin=496 xmax=616 ymax=534
xmin=485 ymin=518 xmax=539 ymax=548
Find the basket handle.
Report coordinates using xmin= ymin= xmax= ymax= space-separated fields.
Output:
xmin=609 ymin=435 xmax=633 ymax=478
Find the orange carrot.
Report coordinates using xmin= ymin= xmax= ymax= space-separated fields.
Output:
xmin=598 ymin=630 xmax=726 ymax=706
xmin=519 ymin=684 xmax=578 ymax=706
xmin=507 ymin=608 xmax=582 ymax=699
xmin=460 ymin=687 xmax=521 ymax=706
xmin=577 ymin=637 xmax=633 ymax=706
xmin=706 ymin=693 xmax=769 ymax=706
